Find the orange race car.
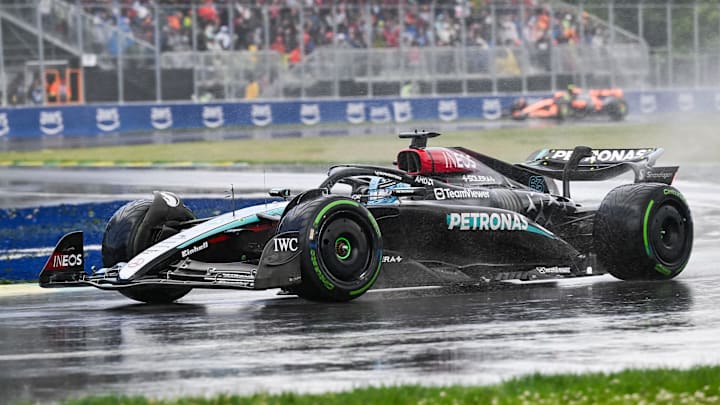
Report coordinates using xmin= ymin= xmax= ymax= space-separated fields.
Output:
xmin=511 ymin=86 xmax=628 ymax=121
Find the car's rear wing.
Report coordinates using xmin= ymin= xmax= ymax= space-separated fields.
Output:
xmin=519 ymin=146 xmax=678 ymax=198
xmin=527 ymin=147 xmax=663 ymax=167
xmin=521 ymin=147 xmax=677 ymax=182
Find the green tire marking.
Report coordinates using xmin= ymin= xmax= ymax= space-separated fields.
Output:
xmin=349 ymin=213 xmax=382 ymax=296
xmin=367 ymin=212 xmax=381 ymax=237
xmin=310 ymin=198 xmax=382 ymax=296
xmin=643 ymin=200 xmax=655 ymax=258
xmin=654 ymin=264 xmax=672 ymax=276
xmin=314 ymin=199 xmax=359 ymax=227
xmin=310 ymin=249 xmax=334 ymax=290
xmin=335 ymin=237 xmax=351 ymax=260
xmin=663 ymin=188 xmax=686 ymax=202
xmin=350 ymin=253 xmax=382 ymax=296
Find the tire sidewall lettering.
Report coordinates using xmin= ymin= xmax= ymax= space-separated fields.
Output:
xmin=595 ymin=183 xmax=692 ymax=281
xmin=307 ymin=198 xmax=382 ymax=297
xmin=648 ymin=187 xmax=692 ymax=275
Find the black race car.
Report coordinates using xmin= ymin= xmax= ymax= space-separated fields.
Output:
xmin=40 ymin=131 xmax=693 ymax=303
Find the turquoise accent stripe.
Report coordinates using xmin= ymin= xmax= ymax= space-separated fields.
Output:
xmin=534 ymin=149 xmax=549 ymax=161
xmin=445 ymin=214 xmax=555 ymax=239
xmin=527 ymin=225 xmax=555 ymax=239
xmin=177 ymin=207 xmax=285 ymax=249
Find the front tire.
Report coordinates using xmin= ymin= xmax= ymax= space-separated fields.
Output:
xmin=118 ymin=284 xmax=193 ymax=304
xmin=278 ymin=196 xmax=383 ymax=302
xmin=102 ymin=196 xmax=195 ymax=303
xmin=593 ymin=183 xmax=693 ymax=280
xmin=510 ymin=99 xmax=528 ymax=120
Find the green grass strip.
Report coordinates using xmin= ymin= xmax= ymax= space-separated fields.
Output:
xmin=2 ymin=116 xmax=720 ymax=165
xmin=53 ymin=365 xmax=720 ymax=405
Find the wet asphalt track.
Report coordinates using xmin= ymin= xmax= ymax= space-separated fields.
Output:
xmin=1 ymin=164 xmax=719 ymax=404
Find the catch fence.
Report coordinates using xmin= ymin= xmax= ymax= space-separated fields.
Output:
xmin=0 ymin=1 xmax=718 ymax=105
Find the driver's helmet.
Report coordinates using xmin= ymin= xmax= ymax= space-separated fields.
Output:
xmin=367 ymin=176 xmax=408 ymax=205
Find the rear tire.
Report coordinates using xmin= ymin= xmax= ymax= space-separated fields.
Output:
xmin=607 ymin=99 xmax=628 ymax=121
xmin=555 ymin=100 xmax=569 ymax=121
xmin=278 ymin=196 xmax=382 ymax=302
xmin=593 ymin=183 xmax=692 ymax=280
xmin=102 ymin=197 xmax=195 ymax=303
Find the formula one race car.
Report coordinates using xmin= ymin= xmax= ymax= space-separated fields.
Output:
xmin=40 ymin=131 xmax=692 ymax=303
xmin=511 ymin=87 xmax=628 ymax=121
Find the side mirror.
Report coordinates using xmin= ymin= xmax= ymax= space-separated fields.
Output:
xmin=269 ymin=188 xmax=292 ymax=199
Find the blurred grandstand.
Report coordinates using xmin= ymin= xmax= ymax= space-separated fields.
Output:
xmin=0 ymin=0 xmax=717 ymax=104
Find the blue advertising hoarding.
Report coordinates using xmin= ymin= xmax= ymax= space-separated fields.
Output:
xmin=0 ymin=90 xmax=718 ymax=140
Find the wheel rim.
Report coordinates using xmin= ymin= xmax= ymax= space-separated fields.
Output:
xmin=650 ymin=203 xmax=690 ymax=266
xmin=335 ymin=237 xmax=352 ymax=261
xmin=317 ymin=211 xmax=373 ymax=285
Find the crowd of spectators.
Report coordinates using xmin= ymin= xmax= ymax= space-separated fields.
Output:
xmin=1 ymin=1 xmax=614 ymax=105
xmin=1 ymin=0 xmax=606 ymax=103
xmin=79 ymin=0 xmax=608 ymax=60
